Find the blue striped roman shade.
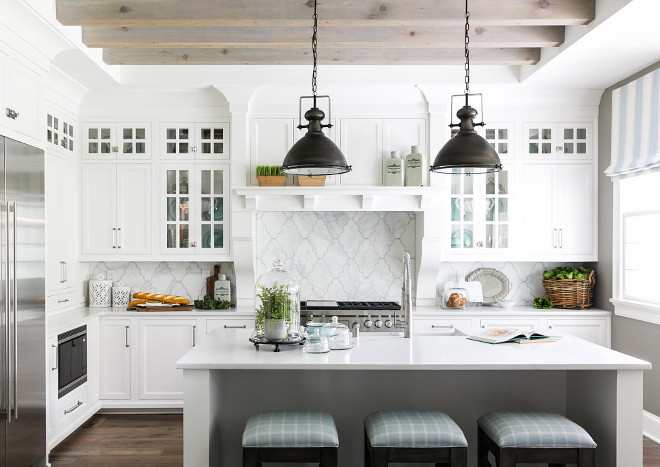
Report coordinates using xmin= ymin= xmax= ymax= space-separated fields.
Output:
xmin=607 ymin=68 xmax=660 ymax=179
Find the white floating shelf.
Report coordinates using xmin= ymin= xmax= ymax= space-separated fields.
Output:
xmin=233 ymin=186 xmax=443 ymax=212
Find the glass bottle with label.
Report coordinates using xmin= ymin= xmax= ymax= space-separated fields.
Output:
xmin=213 ymin=273 xmax=231 ymax=301
xmin=405 ymin=145 xmax=424 ymax=186
xmin=384 ymin=151 xmax=404 ymax=186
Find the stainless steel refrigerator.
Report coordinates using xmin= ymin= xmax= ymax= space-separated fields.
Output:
xmin=0 ymin=136 xmax=46 ymax=466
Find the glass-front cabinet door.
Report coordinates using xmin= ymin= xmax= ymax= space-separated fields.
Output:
xmin=162 ymin=164 xmax=229 ymax=256
xmin=447 ymin=169 xmax=511 ymax=257
xmin=164 ymin=168 xmax=191 ymax=253
xmin=161 ymin=122 xmax=230 ymax=160
xmin=197 ymin=164 xmax=229 ymax=254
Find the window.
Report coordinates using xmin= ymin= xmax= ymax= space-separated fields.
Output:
xmin=614 ymin=172 xmax=660 ymax=317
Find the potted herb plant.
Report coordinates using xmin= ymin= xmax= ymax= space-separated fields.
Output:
xmin=256 ymin=283 xmax=295 ymax=341
xmin=256 ymin=166 xmax=286 ymax=186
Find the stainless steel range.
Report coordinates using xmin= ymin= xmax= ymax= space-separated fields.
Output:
xmin=300 ymin=300 xmax=403 ymax=333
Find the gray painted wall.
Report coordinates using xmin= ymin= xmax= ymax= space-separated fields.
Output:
xmin=600 ymin=59 xmax=660 ymax=415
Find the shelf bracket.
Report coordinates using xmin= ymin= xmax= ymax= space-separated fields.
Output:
xmin=303 ymin=195 xmax=317 ymax=210
xmin=244 ymin=194 xmax=257 ymax=210
xmin=362 ymin=195 xmax=374 ymax=210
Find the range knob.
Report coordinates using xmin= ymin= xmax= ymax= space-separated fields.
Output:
xmin=363 ymin=318 xmax=373 ymax=328
xmin=306 ymin=315 xmax=315 ymax=326
xmin=374 ymin=319 xmax=383 ymax=328
xmin=384 ymin=319 xmax=393 ymax=328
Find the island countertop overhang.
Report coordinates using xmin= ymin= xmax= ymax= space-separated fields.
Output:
xmin=176 ymin=329 xmax=650 ymax=371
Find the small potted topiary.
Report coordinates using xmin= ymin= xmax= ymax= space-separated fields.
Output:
xmin=255 ymin=283 xmax=295 ymax=341
xmin=256 ymin=165 xmax=286 ymax=186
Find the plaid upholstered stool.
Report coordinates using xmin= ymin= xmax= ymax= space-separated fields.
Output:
xmin=364 ymin=411 xmax=468 ymax=467
xmin=477 ymin=411 xmax=596 ymax=467
xmin=242 ymin=411 xmax=338 ymax=467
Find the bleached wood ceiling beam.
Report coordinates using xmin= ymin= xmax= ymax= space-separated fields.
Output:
xmin=83 ymin=25 xmax=564 ymax=49
xmin=103 ymin=47 xmax=540 ymax=65
xmin=58 ymin=0 xmax=595 ymax=27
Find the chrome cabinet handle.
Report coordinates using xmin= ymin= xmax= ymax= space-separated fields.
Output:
xmin=51 ymin=345 xmax=58 ymax=371
xmin=112 ymin=228 xmax=117 ymax=248
xmin=6 ymin=108 xmax=19 ymax=120
xmin=60 ymin=261 xmax=65 ymax=283
xmin=559 ymin=229 xmax=563 ymax=248
xmin=125 ymin=326 xmax=129 ymax=347
xmin=553 ymin=229 xmax=557 ymax=248
xmin=64 ymin=400 xmax=83 ymax=414
xmin=117 ymin=227 xmax=122 ymax=249
xmin=224 ymin=324 xmax=246 ymax=329
xmin=431 ymin=324 xmax=454 ymax=329
xmin=192 ymin=325 xmax=196 ymax=347
xmin=57 ymin=298 xmax=70 ymax=304
xmin=64 ymin=261 xmax=67 ymax=282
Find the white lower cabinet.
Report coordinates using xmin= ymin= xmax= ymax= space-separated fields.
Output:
xmin=480 ymin=318 xmax=540 ymax=331
xmin=99 ymin=319 xmax=132 ymax=400
xmin=139 ymin=319 xmax=198 ymax=400
xmin=545 ymin=318 xmax=610 ymax=347
xmin=413 ymin=318 xmax=473 ymax=335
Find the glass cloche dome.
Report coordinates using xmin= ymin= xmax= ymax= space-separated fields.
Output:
xmin=252 ymin=260 xmax=301 ymax=343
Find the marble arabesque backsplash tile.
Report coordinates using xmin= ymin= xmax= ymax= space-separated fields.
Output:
xmin=88 ymin=262 xmax=235 ymax=302
xmin=256 ymin=212 xmax=417 ymax=302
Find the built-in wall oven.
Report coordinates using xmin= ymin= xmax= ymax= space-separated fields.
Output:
xmin=57 ymin=324 xmax=87 ymax=398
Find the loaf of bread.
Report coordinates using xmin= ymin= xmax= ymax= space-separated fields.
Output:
xmin=132 ymin=292 xmax=190 ymax=305
xmin=128 ymin=299 xmax=148 ymax=307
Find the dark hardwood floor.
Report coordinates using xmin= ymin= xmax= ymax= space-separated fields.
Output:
xmin=49 ymin=414 xmax=183 ymax=466
xmin=49 ymin=413 xmax=660 ymax=466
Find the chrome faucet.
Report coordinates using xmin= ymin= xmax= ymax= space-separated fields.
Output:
xmin=396 ymin=252 xmax=413 ymax=338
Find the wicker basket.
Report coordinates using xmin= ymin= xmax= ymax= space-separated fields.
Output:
xmin=542 ymin=270 xmax=595 ymax=309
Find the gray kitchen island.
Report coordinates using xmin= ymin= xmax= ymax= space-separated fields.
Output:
xmin=177 ymin=329 xmax=650 ymax=467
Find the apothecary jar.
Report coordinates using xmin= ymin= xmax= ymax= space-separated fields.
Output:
xmin=252 ymin=260 xmax=301 ymax=343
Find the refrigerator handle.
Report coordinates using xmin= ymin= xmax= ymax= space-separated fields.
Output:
xmin=4 ymin=202 xmax=11 ymax=424
xmin=12 ymin=202 xmax=17 ymax=420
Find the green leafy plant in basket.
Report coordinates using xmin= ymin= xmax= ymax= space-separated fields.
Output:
xmin=256 ymin=165 xmax=283 ymax=176
xmin=255 ymin=284 xmax=295 ymax=340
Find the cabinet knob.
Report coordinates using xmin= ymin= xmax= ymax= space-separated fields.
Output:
xmin=5 ymin=108 xmax=19 ymax=120
xmin=191 ymin=146 xmax=198 ymax=153
xmin=112 ymin=146 xmax=119 ymax=152
xmin=476 ymin=241 xmax=484 ymax=248
xmin=191 ymin=241 xmax=198 ymax=247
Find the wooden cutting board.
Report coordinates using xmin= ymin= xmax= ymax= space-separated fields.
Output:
xmin=127 ymin=305 xmax=194 ymax=312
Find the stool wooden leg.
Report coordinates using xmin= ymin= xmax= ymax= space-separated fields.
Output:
xmin=370 ymin=447 xmax=389 ymax=467
xmin=320 ymin=447 xmax=338 ymax=467
xmin=365 ymin=430 xmax=372 ymax=467
xmin=450 ymin=447 xmax=467 ymax=467
xmin=548 ymin=464 xmax=565 ymax=467
xmin=578 ymin=448 xmax=596 ymax=466
xmin=478 ymin=427 xmax=491 ymax=467
xmin=498 ymin=447 xmax=516 ymax=467
xmin=242 ymin=448 xmax=260 ymax=467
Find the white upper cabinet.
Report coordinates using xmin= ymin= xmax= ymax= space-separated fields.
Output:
xmin=522 ymin=123 xmax=593 ymax=160
xmin=81 ymin=163 xmax=152 ymax=256
xmin=445 ymin=169 xmax=512 ymax=258
xmin=160 ymin=122 xmax=229 ymax=160
xmin=1 ymin=52 xmax=41 ymax=142
xmin=520 ymin=163 xmax=595 ymax=260
xmin=82 ymin=122 xmax=152 ymax=160
xmin=46 ymin=113 xmax=76 ymax=155
xmin=478 ymin=123 xmax=515 ymax=162
xmin=161 ymin=164 xmax=229 ymax=257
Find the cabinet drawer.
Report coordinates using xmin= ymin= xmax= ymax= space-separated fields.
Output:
xmin=206 ymin=318 xmax=254 ymax=334
xmin=546 ymin=318 xmax=608 ymax=347
xmin=480 ymin=318 xmax=540 ymax=330
xmin=55 ymin=383 xmax=88 ymax=430
xmin=413 ymin=318 xmax=473 ymax=335
xmin=47 ymin=290 xmax=79 ymax=312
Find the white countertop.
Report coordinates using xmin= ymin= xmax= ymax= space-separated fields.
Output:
xmin=176 ymin=328 xmax=648 ymax=371
xmin=411 ymin=305 xmax=611 ymax=316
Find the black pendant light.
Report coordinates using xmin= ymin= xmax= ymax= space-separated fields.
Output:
xmin=430 ymin=0 xmax=502 ymax=175
xmin=280 ymin=0 xmax=351 ymax=176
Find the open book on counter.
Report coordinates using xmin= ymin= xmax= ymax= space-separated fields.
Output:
xmin=467 ymin=328 xmax=557 ymax=344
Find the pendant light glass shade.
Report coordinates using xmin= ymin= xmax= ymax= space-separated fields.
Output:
xmin=281 ymin=107 xmax=351 ymax=175
xmin=430 ymin=105 xmax=502 ymax=174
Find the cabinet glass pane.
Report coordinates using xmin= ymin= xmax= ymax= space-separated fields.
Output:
xmin=179 ymin=143 xmax=189 ymax=153
xmin=564 ymin=143 xmax=574 ymax=154
xmin=201 ymin=197 xmax=212 ymax=221
xmin=167 ymin=143 xmax=176 ymax=153
xmin=201 ymin=128 xmax=211 ymax=140
xmin=47 ymin=114 xmax=52 ymax=126
xmin=214 ymin=225 xmax=223 ymax=248
xmin=485 ymin=198 xmax=495 ymax=221
xmin=179 ymin=171 xmax=189 ymax=194
xmin=564 ymin=128 xmax=573 ymax=139
xmin=179 ymin=129 xmax=188 ymax=139
xmin=498 ymin=199 xmax=508 ymax=222
xmin=577 ymin=142 xmax=587 ymax=153
xmin=202 ymin=142 xmax=211 ymax=153
xmin=54 ymin=118 xmax=59 ymax=130
xmin=136 ymin=128 xmax=145 ymax=139
xmin=167 ymin=171 xmax=176 ymax=194
xmin=451 ymin=198 xmax=460 ymax=222
xmin=69 ymin=126 xmax=73 ymax=137
xmin=101 ymin=143 xmax=111 ymax=153
xmin=69 ymin=140 xmax=74 ymax=151
xmin=215 ymin=129 xmax=223 ymax=139
xmin=179 ymin=225 xmax=189 ymax=248
xmin=136 ymin=142 xmax=145 ymax=153
xmin=123 ymin=128 xmax=133 ymax=139
xmin=214 ymin=143 xmax=223 ymax=154
xmin=529 ymin=143 xmax=538 ymax=154
xmin=123 ymin=142 xmax=133 ymax=153
xmin=464 ymin=175 xmax=473 ymax=195
xmin=179 ymin=197 xmax=189 ymax=221
xmin=486 ymin=225 xmax=494 ymax=248
xmin=167 ymin=225 xmax=176 ymax=248
xmin=450 ymin=173 xmax=461 ymax=195
xmin=89 ymin=142 xmax=98 ymax=153
xmin=201 ymin=170 xmax=211 ymax=194
xmin=577 ymin=128 xmax=587 ymax=139
xmin=167 ymin=128 xmax=176 ymax=139
xmin=214 ymin=198 xmax=223 ymax=222
xmin=89 ymin=128 xmax=98 ymax=139
xmin=101 ymin=128 xmax=111 ymax=139
xmin=542 ymin=143 xmax=552 ymax=153
xmin=213 ymin=171 xmax=223 ymax=194
xmin=47 ymin=130 xmax=52 ymax=143
xmin=498 ymin=225 xmax=509 ymax=249
xmin=542 ymin=129 xmax=552 ymax=139
xmin=201 ymin=224 xmax=211 ymax=249
xmin=167 ymin=197 xmax=176 ymax=221
xmin=529 ymin=129 xmax=539 ymax=140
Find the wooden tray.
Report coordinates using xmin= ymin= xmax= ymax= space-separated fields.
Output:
xmin=127 ymin=305 xmax=193 ymax=312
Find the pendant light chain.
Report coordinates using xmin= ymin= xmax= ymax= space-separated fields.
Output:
xmin=311 ymin=0 xmax=318 ymax=99
xmin=463 ymin=0 xmax=470 ymax=100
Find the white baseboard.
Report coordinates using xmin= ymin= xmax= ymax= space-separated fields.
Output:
xmin=643 ymin=410 xmax=660 ymax=443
